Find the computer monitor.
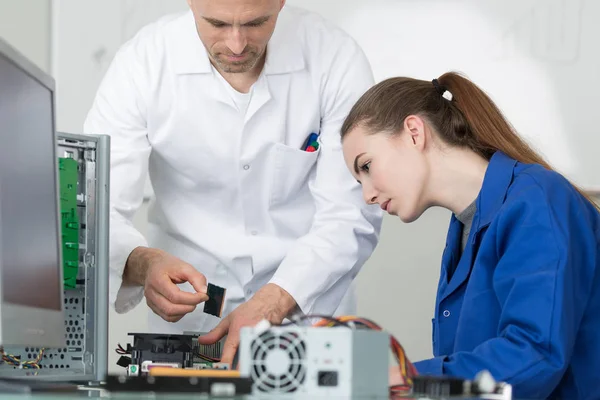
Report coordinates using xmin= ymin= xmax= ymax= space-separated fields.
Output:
xmin=0 ymin=37 xmax=65 ymax=348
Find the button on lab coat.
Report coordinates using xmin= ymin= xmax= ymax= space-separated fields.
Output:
xmin=414 ymin=151 xmax=600 ymax=400
xmin=83 ymin=6 xmax=382 ymax=334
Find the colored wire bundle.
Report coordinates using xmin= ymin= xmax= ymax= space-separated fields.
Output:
xmin=311 ymin=315 xmax=418 ymax=397
xmin=0 ymin=347 xmax=45 ymax=370
xmin=115 ymin=343 xmax=130 ymax=355
xmin=282 ymin=314 xmax=352 ymax=327
xmin=195 ymin=352 xmax=220 ymax=363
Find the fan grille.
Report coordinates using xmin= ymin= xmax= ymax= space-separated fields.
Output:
xmin=250 ymin=330 xmax=307 ymax=393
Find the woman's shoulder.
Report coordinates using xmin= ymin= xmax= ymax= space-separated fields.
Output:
xmin=503 ymin=161 xmax=599 ymax=225
xmin=512 ymin=160 xmax=565 ymax=188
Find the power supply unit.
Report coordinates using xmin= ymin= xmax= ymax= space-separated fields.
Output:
xmin=238 ymin=324 xmax=389 ymax=398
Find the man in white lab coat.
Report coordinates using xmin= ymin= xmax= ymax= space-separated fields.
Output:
xmin=84 ymin=0 xmax=382 ymax=365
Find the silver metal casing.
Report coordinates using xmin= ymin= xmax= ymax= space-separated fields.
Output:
xmin=238 ymin=325 xmax=389 ymax=398
xmin=0 ymin=132 xmax=110 ymax=384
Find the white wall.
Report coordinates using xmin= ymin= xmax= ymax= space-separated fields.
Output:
xmin=294 ymin=0 xmax=600 ymax=189
xmin=0 ymin=0 xmax=51 ymax=73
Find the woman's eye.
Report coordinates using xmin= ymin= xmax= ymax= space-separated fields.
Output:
xmin=360 ymin=161 xmax=371 ymax=173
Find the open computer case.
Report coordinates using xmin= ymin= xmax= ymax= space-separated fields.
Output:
xmin=0 ymin=132 xmax=110 ymax=385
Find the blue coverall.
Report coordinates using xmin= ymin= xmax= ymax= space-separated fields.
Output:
xmin=414 ymin=151 xmax=600 ymax=399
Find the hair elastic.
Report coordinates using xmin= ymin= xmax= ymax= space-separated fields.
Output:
xmin=432 ymin=79 xmax=453 ymax=101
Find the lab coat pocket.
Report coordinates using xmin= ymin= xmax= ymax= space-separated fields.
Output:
xmin=270 ymin=142 xmax=320 ymax=206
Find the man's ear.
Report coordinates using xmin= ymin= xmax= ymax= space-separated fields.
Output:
xmin=280 ymin=0 xmax=286 ymax=10
xmin=404 ymin=115 xmax=427 ymax=151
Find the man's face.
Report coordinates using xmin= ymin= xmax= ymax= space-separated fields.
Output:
xmin=187 ymin=0 xmax=284 ymax=74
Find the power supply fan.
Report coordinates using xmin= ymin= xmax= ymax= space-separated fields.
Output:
xmin=249 ymin=330 xmax=307 ymax=393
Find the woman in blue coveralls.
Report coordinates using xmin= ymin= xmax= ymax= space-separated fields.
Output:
xmin=340 ymin=72 xmax=600 ymax=399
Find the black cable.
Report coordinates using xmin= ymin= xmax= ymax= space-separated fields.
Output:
xmin=115 ymin=343 xmax=131 ymax=355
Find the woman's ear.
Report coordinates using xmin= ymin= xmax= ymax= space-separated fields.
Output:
xmin=404 ymin=115 xmax=427 ymax=151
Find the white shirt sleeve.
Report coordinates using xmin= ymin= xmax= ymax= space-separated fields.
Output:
xmin=268 ymin=37 xmax=383 ymax=316
xmin=83 ymin=41 xmax=151 ymax=314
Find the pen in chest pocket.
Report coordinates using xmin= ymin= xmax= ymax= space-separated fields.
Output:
xmin=302 ymin=132 xmax=320 ymax=152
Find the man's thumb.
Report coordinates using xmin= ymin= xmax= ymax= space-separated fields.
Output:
xmin=180 ymin=265 xmax=208 ymax=297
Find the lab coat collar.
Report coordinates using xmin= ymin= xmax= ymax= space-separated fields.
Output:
xmin=262 ymin=8 xmax=306 ymax=75
xmin=169 ymin=9 xmax=305 ymax=75
xmin=169 ymin=11 xmax=213 ymax=74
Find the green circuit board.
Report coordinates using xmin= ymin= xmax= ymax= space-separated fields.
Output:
xmin=59 ymin=157 xmax=79 ymax=289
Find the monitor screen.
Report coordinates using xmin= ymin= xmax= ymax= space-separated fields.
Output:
xmin=0 ymin=51 xmax=62 ymax=311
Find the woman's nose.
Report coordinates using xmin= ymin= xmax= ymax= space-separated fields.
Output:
xmin=363 ymin=185 xmax=378 ymax=205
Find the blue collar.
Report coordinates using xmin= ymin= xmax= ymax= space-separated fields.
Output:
xmin=438 ymin=151 xmax=519 ymax=301
xmin=474 ymin=151 xmax=518 ymax=230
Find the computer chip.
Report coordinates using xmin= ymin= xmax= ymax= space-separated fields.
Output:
xmin=204 ymin=283 xmax=226 ymax=318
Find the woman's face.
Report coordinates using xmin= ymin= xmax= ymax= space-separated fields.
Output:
xmin=342 ymin=117 xmax=431 ymax=223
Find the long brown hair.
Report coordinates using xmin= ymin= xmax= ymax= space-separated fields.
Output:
xmin=341 ymin=71 xmax=599 ymax=210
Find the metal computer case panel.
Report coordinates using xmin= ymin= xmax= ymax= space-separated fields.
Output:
xmin=0 ymin=132 xmax=109 ymax=383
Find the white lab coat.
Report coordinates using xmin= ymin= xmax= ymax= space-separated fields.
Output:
xmin=83 ymin=5 xmax=382 ymax=334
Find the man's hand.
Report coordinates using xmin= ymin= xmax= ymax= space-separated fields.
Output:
xmin=124 ymin=247 xmax=209 ymax=323
xmin=198 ymin=283 xmax=297 ymax=367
